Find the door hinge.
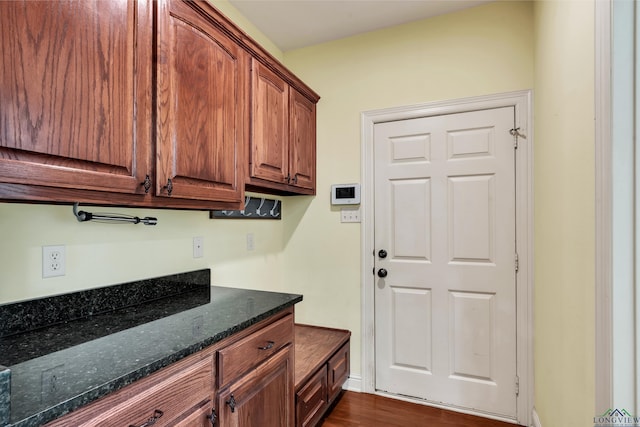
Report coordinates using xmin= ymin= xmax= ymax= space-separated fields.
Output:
xmin=515 ymin=375 xmax=520 ymax=396
xmin=515 ymin=252 xmax=519 ymax=273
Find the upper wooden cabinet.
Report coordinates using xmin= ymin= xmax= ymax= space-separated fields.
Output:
xmin=0 ymin=0 xmax=318 ymax=207
xmin=250 ymin=60 xmax=289 ymax=185
xmin=0 ymin=0 xmax=152 ymax=196
xmin=289 ymin=88 xmax=316 ymax=191
xmin=156 ymin=0 xmax=247 ymax=204
xmin=248 ymin=59 xmax=317 ymax=195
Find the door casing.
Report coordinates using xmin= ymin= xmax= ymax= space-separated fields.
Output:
xmin=360 ymin=90 xmax=533 ymax=426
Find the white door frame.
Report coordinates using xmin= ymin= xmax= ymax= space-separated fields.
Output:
xmin=360 ymin=90 xmax=534 ymax=426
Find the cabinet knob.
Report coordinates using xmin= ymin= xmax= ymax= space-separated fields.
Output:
xmin=226 ymin=394 xmax=237 ymax=413
xmin=378 ymin=249 xmax=388 ymax=259
xmin=163 ymin=178 xmax=173 ymax=196
xmin=206 ymin=408 xmax=217 ymax=426
xmin=129 ymin=409 xmax=163 ymax=427
xmin=141 ymin=175 xmax=152 ymax=193
xmin=258 ymin=340 xmax=275 ymax=350
xmin=377 ymin=268 xmax=388 ymax=278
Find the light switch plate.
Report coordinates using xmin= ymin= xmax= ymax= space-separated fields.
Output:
xmin=340 ymin=208 xmax=361 ymax=223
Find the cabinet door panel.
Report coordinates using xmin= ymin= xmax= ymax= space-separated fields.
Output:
xmin=289 ymin=89 xmax=316 ymax=191
xmin=157 ymin=0 xmax=246 ymax=202
xmin=218 ymin=345 xmax=294 ymax=427
xmin=250 ymin=59 xmax=289 ymax=184
xmin=0 ymin=0 xmax=151 ymax=194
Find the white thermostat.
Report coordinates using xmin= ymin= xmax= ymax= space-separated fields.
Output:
xmin=331 ymin=184 xmax=361 ymax=205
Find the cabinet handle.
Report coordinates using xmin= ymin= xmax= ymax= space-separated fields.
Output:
xmin=285 ymin=174 xmax=291 ymax=183
xmin=163 ymin=178 xmax=173 ymax=196
xmin=292 ymin=175 xmax=298 ymax=185
xmin=141 ymin=175 xmax=152 ymax=193
xmin=226 ymin=394 xmax=237 ymax=413
xmin=258 ymin=340 xmax=275 ymax=350
xmin=206 ymin=408 xmax=217 ymax=426
xmin=129 ymin=409 xmax=163 ymax=427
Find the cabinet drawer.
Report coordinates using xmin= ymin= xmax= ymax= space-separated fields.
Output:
xmin=296 ymin=365 xmax=328 ymax=427
xmin=47 ymin=356 xmax=214 ymax=427
xmin=327 ymin=342 xmax=350 ymax=403
xmin=219 ymin=314 xmax=293 ymax=388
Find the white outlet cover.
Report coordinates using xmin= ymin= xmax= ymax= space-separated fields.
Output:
xmin=42 ymin=245 xmax=66 ymax=278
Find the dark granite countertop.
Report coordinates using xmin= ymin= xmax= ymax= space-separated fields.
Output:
xmin=0 ymin=269 xmax=302 ymax=427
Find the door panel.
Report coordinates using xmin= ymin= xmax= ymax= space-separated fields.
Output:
xmin=0 ymin=0 xmax=150 ymax=194
xmin=374 ymin=107 xmax=516 ymax=418
xmin=289 ymin=88 xmax=316 ymax=189
xmin=156 ymin=0 xmax=246 ymax=202
xmin=251 ymin=59 xmax=289 ymax=184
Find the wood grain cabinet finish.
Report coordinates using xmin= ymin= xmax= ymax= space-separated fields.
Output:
xmin=294 ymin=325 xmax=351 ymax=427
xmin=250 ymin=60 xmax=289 ymax=186
xmin=217 ymin=314 xmax=295 ymax=426
xmin=0 ymin=0 xmax=152 ymax=196
xmin=218 ymin=314 xmax=294 ymax=388
xmin=46 ymin=351 xmax=216 ymax=427
xmin=295 ymin=365 xmax=328 ymax=427
xmin=1 ymin=0 xmax=318 ymax=206
xmin=248 ymin=59 xmax=317 ymax=195
xmin=156 ymin=0 xmax=247 ymax=204
xmin=217 ymin=345 xmax=295 ymax=427
xmin=288 ymin=89 xmax=316 ymax=192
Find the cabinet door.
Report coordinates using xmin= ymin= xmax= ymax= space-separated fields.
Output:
xmin=250 ymin=59 xmax=289 ymax=185
xmin=218 ymin=345 xmax=294 ymax=427
xmin=288 ymin=89 xmax=316 ymax=191
xmin=0 ymin=0 xmax=151 ymax=194
xmin=156 ymin=0 xmax=247 ymax=203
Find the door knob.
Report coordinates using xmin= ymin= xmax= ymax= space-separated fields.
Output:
xmin=378 ymin=249 xmax=387 ymax=259
xmin=377 ymin=268 xmax=388 ymax=278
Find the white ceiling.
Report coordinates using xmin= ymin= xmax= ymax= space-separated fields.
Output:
xmin=228 ymin=0 xmax=494 ymax=51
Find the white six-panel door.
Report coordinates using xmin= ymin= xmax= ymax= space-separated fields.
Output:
xmin=374 ymin=106 xmax=517 ymax=418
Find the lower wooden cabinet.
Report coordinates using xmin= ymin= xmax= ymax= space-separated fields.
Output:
xmin=294 ymin=325 xmax=351 ymax=427
xmin=46 ymin=352 xmax=216 ymax=427
xmin=217 ymin=345 xmax=295 ymax=427
xmin=295 ymin=365 xmax=328 ymax=427
xmin=327 ymin=342 xmax=350 ymax=405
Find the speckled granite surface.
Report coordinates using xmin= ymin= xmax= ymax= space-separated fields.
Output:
xmin=0 ymin=270 xmax=302 ymax=427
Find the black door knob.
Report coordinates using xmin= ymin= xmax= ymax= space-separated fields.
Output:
xmin=377 ymin=268 xmax=388 ymax=278
xmin=378 ymin=249 xmax=387 ymax=259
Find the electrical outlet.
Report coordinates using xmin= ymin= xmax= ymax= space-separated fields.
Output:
xmin=193 ymin=236 xmax=204 ymax=258
xmin=246 ymin=233 xmax=255 ymax=251
xmin=340 ymin=208 xmax=361 ymax=223
xmin=42 ymin=245 xmax=65 ymax=278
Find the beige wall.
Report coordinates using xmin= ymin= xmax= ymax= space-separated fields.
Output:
xmin=533 ymin=1 xmax=595 ymax=426
xmin=282 ymin=0 xmax=534 ymax=383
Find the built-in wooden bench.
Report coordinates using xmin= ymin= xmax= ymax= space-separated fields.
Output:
xmin=294 ymin=324 xmax=351 ymax=427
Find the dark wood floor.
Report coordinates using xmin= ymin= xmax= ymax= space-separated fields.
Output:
xmin=320 ymin=392 xmax=523 ymax=427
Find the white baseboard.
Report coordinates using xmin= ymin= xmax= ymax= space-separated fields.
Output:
xmin=343 ymin=375 xmax=362 ymax=392
xmin=531 ymin=408 xmax=542 ymax=427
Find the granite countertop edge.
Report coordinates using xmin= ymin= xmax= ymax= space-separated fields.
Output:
xmin=9 ymin=296 xmax=302 ymax=427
